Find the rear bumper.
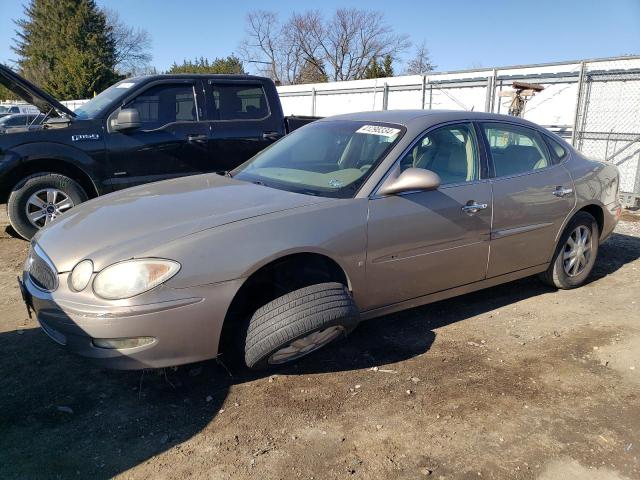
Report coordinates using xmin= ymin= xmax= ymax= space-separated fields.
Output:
xmin=601 ymin=200 xmax=622 ymax=242
xmin=21 ymin=272 xmax=243 ymax=370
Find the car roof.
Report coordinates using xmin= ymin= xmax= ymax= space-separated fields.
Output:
xmin=321 ymin=109 xmax=542 ymax=129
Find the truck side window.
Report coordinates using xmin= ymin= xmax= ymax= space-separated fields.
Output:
xmin=210 ymin=84 xmax=269 ymax=120
xmin=125 ymin=84 xmax=197 ymax=128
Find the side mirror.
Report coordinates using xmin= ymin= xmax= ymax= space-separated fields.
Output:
xmin=378 ymin=167 xmax=441 ymax=196
xmin=112 ymin=108 xmax=140 ymax=132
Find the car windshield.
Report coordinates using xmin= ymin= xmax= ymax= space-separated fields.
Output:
xmin=74 ymin=79 xmax=140 ymax=119
xmin=233 ymin=120 xmax=404 ymax=198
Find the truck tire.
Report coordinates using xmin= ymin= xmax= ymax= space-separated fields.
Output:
xmin=539 ymin=211 xmax=599 ymax=289
xmin=7 ymin=173 xmax=88 ymax=240
xmin=244 ymin=282 xmax=359 ymax=370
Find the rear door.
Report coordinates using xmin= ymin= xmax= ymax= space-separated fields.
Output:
xmin=481 ymin=122 xmax=575 ymax=278
xmin=205 ymin=81 xmax=285 ymax=173
xmin=365 ymin=122 xmax=492 ymax=310
xmin=105 ymin=80 xmax=209 ymax=189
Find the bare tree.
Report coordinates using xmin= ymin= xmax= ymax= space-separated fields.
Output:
xmin=239 ymin=11 xmax=304 ymax=85
xmin=241 ymin=9 xmax=410 ymax=84
xmin=405 ymin=41 xmax=435 ymax=75
xmin=103 ymin=8 xmax=152 ymax=76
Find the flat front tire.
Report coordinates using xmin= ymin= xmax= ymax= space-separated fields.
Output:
xmin=539 ymin=211 xmax=599 ymax=289
xmin=7 ymin=173 xmax=88 ymax=240
xmin=243 ymin=282 xmax=359 ymax=370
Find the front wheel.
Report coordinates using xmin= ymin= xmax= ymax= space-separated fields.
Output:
xmin=243 ymin=282 xmax=359 ymax=370
xmin=7 ymin=173 xmax=88 ymax=240
xmin=539 ymin=211 xmax=599 ymax=289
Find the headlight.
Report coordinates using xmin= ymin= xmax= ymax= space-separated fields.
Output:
xmin=93 ymin=259 xmax=180 ymax=300
xmin=70 ymin=259 xmax=93 ymax=291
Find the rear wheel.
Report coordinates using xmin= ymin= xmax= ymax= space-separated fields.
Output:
xmin=539 ymin=211 xmax=599 ymax=289
xmin=243 ymin=282 xmax=359 ymax=370
xmin=7 ymin=173 xmax=88 ymax=240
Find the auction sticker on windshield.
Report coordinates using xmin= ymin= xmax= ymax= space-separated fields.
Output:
xmin=356 ymin=125 xmax=401 ymax=137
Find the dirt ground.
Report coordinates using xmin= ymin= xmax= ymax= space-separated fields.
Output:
xmin=0 ymin=208 xmax=639 ymax=480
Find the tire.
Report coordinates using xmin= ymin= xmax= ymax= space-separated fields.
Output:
xmin=539 ymin=211 xmax=599 ymax=289
xmin=243 ymin=282 xmax=359 ymax=370
xmin=7 ymin=173 xmax=88 ymax=240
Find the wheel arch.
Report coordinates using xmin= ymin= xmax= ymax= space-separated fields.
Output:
xmin=577 ymin=204 xmax=604 ymax=237
xmin=217 ymin=251 xmax=352 ymax=359
xmin=1 ymin=143 xmax=103 ymax=202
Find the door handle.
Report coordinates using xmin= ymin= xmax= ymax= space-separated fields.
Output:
xmin=262 ymin=131 xmax=283 ymax=141
xmin=461 ymin=201 xmax=488 ymax=215
xmin=553 ymin=186 xmax=573 ymax=197
xmin=187 ymin=134 xmax=208 ymax=144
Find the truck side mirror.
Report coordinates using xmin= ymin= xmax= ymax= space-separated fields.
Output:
xmin=112 ymin=108 xmax=140 ymax=132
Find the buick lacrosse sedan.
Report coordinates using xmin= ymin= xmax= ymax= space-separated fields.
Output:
xmin=20 ymin=111 xmax=621 ymax=370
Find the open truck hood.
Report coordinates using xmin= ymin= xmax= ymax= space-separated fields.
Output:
xmin=0 ymin=64 xmax=76 ymax=118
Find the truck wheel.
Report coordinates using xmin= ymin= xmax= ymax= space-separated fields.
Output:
xmin=7 ymin=173 xmax=88 ymax=240
xmin=243 ymin=282 xmax=359 ymax=370
xmin=539 ymin=212 xmax=599 ymax=289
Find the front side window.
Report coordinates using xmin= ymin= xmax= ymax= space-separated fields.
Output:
xmin=399 ymin=123 xmax=480 ymax=185
xmin=124 ymin=84 xmax=197 ymax=128
xmin=483 ymin=123 xmax=551 ymax=177
xmin=233 ymin=121 xmax=404 ymax=198
xmin=211 ymin=84 xmax=269 ymax=120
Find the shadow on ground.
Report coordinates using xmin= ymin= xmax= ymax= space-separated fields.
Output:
xmin=0 ymin=233 xmax=638 ymax=479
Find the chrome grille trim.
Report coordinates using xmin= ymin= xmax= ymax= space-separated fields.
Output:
xmin=26 ymin=244 xmax=59 ymax=292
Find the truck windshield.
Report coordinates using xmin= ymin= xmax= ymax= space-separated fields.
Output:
xmin=74 ymin=80 xmax=140 ymax=119
xmin=233 ymin=120 xmax=404 ymax=198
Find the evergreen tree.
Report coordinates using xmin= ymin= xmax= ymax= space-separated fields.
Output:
xmin=13 ymin=0 xmax=119 ymax=100
xmin=363 ymin=57 xmax=382 ymax=79
xmin=295 ymin=60 xmax=328 ymax=84
xmin=167 ymin=56 xmax=246 ymax=74
xmin=382 ymin=55 xmax=394 ymax=77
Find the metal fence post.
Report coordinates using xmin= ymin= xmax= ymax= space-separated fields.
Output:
xmin=311 ymin=88 xmax=316 ymax=116
xmin=571 ymin=61 xmax=587 ymax=146
xmin=420 ymin=76 xmax=427 ymax=109
xmin=484 ymin=72 xmax=494 ymax=113
xmin=382 ymin=82 xmax=389 ymax=110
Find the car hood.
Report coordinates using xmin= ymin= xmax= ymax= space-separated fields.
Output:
xmin=0 ymin=64 xmax=76 ymax=118
xmin=35 ymin=173 xmax=332 ymax=272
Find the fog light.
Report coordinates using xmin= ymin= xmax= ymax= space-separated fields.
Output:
xmin=92 ymin=337 xmax=155 ymax=350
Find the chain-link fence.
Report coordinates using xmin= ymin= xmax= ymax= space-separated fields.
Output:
xmin=573 ymin=59 xmax=640 ymax=197
xmin=278 ymin=56 xmax=640 ymax=202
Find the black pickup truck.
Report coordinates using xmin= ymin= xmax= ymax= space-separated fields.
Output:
xmin=0 ymin=65 xmax=317 ymax=239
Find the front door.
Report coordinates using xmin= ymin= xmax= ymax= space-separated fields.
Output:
xmin=365 ymin=122 xmax=492 ymax=310
xmin=481 ymin=122 xmax=575 ymax=278
xmin=105 ymin=81 xmax=210 ymax=190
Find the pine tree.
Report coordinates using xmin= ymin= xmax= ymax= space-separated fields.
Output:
xmin=295 ymin=60 xmax=328 ymax=84
xmin=13 ymin=0 xmax=119 ymax=100
xmin=363 ymin=57 xmax=382 ymax=79
xmin=382 ymin=55 xmax=394 ymax=77
xmin=167 ymin=56 xmax=246 ymax=74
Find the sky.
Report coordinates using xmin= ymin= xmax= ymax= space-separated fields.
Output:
xmin=0 ymin=0 xmax=638 ymax=74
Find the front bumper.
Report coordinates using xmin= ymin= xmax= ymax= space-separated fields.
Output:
xmin=20 ymin=271 xmax=243 ymax=370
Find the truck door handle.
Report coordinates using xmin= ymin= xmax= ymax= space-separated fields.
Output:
xmin=187 ymin=134 xmax=208 ymax=144
xmin=553 ymin=186 xmax=573 ymax=197
xmin=461 ymin=201 xmax=488 ymax=215
xmin=262 ymin=131 xmax=283 ymax=141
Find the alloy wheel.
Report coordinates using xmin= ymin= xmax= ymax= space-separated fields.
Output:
xmin=562 ymin=225 xmax=592 ymax=277
xmin=25 ymin=188 xmax=75 ymax=228
xmin=268 ymin=326 xmax=345 ymax=365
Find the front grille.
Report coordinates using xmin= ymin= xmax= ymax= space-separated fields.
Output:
xmin=27 ymin=245 xmax=58 ymax=292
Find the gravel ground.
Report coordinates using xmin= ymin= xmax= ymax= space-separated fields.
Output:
xmin=0 ymin=208 xmax=638 ymax=480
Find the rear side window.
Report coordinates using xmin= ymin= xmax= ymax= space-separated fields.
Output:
xmin=210 ymin=84 xmax=269 ymax=120
xmin=482 ymin=123 xmax=551 ymax=177
xmin=545 ymin=136 xmax=568 ymax=163
xmin=124 ymin=84 xmax=197 ymax=128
